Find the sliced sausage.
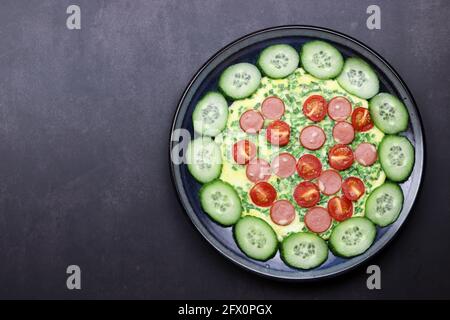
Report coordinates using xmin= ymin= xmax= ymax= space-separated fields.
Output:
xmin=271 ymin=153 xmax=296 ymax=178
xmin=304 ymin=207 xmax=332 ymax=233
xmin=246 ymin=159 xmax=271 ymax=183
xmin=270 ymin=200 xmax=296 ymax=226
xmin=317 ymin=169 xmax=342 ymax=195
xmin=299 ymin=125 xmax=326 ymax=150
xmin=354 ymin=142 xmax=377 ymax=166
xmin=239 ymin=110 xmax=264 ymax=134
xmin=261 ymin=96 xmax=285 ymax=120
xmin=328 ymin=96 xmax=352 ymax=121
xmin=332 ymin=121 xmax=355 ymax=144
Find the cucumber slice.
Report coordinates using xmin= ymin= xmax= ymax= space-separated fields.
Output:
xmin=300 ymin=40 xmax=344 ymax=79
xmin=329 ymin=217 xmax=376 ymax=258
xmin=366 ymin=182 xmax=404 ymax=227
xmin=193 ymin=92 xmax=229 ymax=137
xmin=200 ymin=180 xmax=242 ymax=226
xmin=337 ymin=57 xmax=379 ymax=99
xmin=369 ymin=93 xmax=409 ymax=134
xmin=234 ymin=216 xmax=278 ymax=261
xmin=281 ymin=232 xmax=328 ymax=269
xmin=258 ymin=44 xmax=299 ymax=79
xmin=379 ymin=135 xmax=414 ymax=182
xmin=186 ymin=137 xmax=222 ymax=183
xmin=219 ymin=63 xmax=261 ymax=100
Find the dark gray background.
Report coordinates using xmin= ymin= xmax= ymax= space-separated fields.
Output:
xmin=0 ymin=0 xmax=449 ymax=299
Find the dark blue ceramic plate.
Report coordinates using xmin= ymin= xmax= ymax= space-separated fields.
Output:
xmin=170 ymin=26 xmax=424 ymax=280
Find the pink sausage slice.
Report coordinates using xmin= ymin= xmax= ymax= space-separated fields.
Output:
xmin=270 ymin=200 xmax=296 ymax=226
xmin=332 ymin=121 xmax=355 ymax=144
xmin=317 ymin=169 xmax=342 ymax=195
xmin=271 ymin=153 xmax=297 ymax=178
xmin=246 ymin=159 xmax=271 ymax=183
xmin=261 ymin=96 xmax=285 ymax=120
xmin=239 ymin=110 xmax=264 ymax=134
xmin=304 ymin=207 xmax=332 ymax=233
xmin=354 ymin=143 xmax=378 ymax=166
xmin=299 ymin=125 xmax=326 ymax=150
xmin=328 ymin=96 xmax=352 ymax=121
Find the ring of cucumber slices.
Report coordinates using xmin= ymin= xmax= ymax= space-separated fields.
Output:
xmin=182 ymin=37 xmax=417 ymax=273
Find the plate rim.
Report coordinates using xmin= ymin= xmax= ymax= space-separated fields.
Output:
xmin=169 ymin=25 xmax=425 ymax=281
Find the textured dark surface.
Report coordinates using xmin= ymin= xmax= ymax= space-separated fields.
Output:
xmin=0 ymin=0 xmax=449 ymax=299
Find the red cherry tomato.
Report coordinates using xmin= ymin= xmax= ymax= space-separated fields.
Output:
xmin=351 ymin=107 xmax=374 ymax=132
xmin=342 ymin=177 xmax=366 ymax=201
xmin=266 ymin=120 xmax=291 ymax=146
xmin=327 ymin=196 xmax=353 ymax=221
xmin=302 ymin=95 xmax=328 ymax=122
xmin=328 ymin=144 xmax=354 ymax=170
xmin=293 ymin=181 xmax=320 ymax=208
xmin=232 ymin=140 xmax=256 ymax=165
xmin=296 ymin=154 xmax=322 ymax=180
xmin=249 ymin=182 xmax=277 ymax=207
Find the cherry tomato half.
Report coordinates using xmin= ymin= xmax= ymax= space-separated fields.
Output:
xmin=352 ymin=107 xmax=374 ymax=132
xmin=266 ymin=120 xmax=291 ymax=146
xmin=296 ymin=154 xmax=322 ymax=180
xmin=342 ymin=177 xmax=366 ymax=201
xmin=249 ymin=182 xmax=277 ymax=207
xmin=293 ymin=181 xmax=320 ymax=208
xmin=328 ymin=144 xmax=354 ymax=171
xmin=303 ymin=95 xmax=328 ymax=122
xmin=327 ymin=196 xmax=353 ymax=221
xmin=232 ymin=139 xmax=256 ymax=165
